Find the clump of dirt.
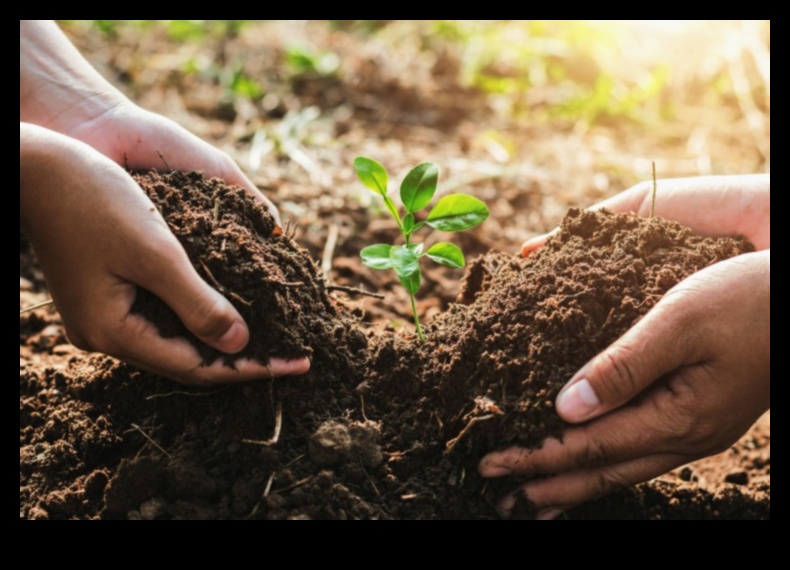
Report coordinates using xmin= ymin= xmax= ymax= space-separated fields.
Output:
xmin=131 ymin=170 xmax=367 ymax=368
xmin=20 ymin=172 xmax=765 ymax=520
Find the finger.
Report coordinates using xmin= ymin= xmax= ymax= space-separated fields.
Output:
xmin=521 ymin=229 xmax=557 ymax=257
xmin=555 ymin=289 xmax=702 ymax=423
xmin=106 ymin=312 xmax=309 ymax=385
xmin=128 ymin=234 xmax=251 ymax=355
xmin=480 ymin=395 xmax=676 ymax=477
xmin=498 ymin=453 xmax=684 ymax=517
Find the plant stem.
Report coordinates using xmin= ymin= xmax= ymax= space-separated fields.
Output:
xmin=408 ymin=292 xmax=426 ymax=343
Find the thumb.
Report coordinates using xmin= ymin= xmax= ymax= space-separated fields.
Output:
xmin=556 ymin=290 xmax=700 ymax=423
xmin=133 ymin=240 xmax=250 ymax=355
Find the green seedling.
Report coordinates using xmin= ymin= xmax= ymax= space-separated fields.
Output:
xmin=354 ymin=157 xmax=489 ymax=342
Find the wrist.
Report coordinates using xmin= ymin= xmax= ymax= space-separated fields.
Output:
xmin=20 ymin=20 xmax=129 ymax=135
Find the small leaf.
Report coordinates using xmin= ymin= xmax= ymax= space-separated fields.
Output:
xmin=426 ymin=242 xmax=465 ymax=268
xmin=354 ymin=157 xmax=389 ymax=197
xmin=400 ymin=162 xmax=439 ymax=214
xmin=360 ymin=244 xmax=392 ymax=270
xmin=426 ymin=194 xmax=489 ymax=232
xmin=389 ymin=245 xmax=421 ymax=294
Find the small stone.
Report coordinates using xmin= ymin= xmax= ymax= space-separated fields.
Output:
xmin=20 ymin=277 xmax=33 ymax=291
xmin=309 ymin=420 xmax=352 ymax=466
xmin=140 ymin=497 xmax=168 ymax=520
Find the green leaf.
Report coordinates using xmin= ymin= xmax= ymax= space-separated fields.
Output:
xmin=354 ymin=157 xmax=389 ymax=197
xmin=426 ymin=242 xmax=465 ymax=268
xmin=400 ymin=162 xmax=439 ymax=213
xmin=389 ymin=245 xmax=421 ymax=294
xmin=360 ymin=244 xmax=393 ymax=270
xmin=426 ymin=194 xmax=489 ymax=232
xmin=406 ymin=242 xmax=424 ymax=255
xmin=403 ymin=213 xmax=415 ymax=233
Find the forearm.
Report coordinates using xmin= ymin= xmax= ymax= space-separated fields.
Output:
xmin=20 ymin=20 xmax=127 ymax=134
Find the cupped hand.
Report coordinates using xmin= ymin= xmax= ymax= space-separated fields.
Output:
xmin=62 ymin=101 xmax=282 ymax=225
xmin=480 ymin=175 xmax=770 ymax=518
xmin=21 ymin=123 xmax=308 ymax=384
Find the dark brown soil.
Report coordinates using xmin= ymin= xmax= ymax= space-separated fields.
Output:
xmin=20 ymin=172 xmax=768 ymax=520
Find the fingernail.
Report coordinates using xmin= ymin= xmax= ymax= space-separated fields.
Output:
xmin=536 ymin=508 xmax=562 ymax=520
xmin=218 ymin=321 xmax=247 ymax=353
xmin=556 ymin=378 xmax=600 ymax=421
xmin=481 ymin=465 xmax=511 ymax=478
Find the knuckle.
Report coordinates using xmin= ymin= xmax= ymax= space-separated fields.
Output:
xmin=590 ymin=467 xmax=631 ymax=499
xmin=594 ymin=345 xmax=640 ymax=402
xmin=580 ymin=435 xmax=610 ymax=469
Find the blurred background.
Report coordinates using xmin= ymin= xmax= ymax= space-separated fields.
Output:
xmin=59 ymin=19 xmax=770 ymax=318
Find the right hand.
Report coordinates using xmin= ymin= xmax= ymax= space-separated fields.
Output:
xmin=20 ymin=123 xmax=309 ymax=385
xmin=522 ymin=174 xmax=770 ymax=255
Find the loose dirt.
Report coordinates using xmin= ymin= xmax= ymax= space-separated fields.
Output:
xmin=20 ymin=172 xmax=769 ymax=519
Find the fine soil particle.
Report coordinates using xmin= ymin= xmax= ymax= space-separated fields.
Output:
xmin=20 ymin=172 xmax=767 ymax=520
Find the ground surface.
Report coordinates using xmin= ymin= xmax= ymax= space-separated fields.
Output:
xmin=21 ymin=20 xmax=769 ymax=519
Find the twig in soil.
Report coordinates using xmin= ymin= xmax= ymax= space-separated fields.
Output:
xmin=20 ymin=299 xmax=54 ymax=315
xmin=326 ymin=285 xmax=384 ymax=299
xmin=360 ymin=394 xmax=369 ymax=422
xmin=242 ymin=400 xmax=283 ymax=446
xmin=263 ymin=473 xmax=276 ymax=497
xmin=361 ymin=464 xmax=381 ymax=497
xmin=444 ymin=414 xmax=496 ymax=454
xmin=130 ymin=423 xmax=172 ymax=459
xmin=248 ymin=473 xmax=277 ymax=518
xmin=156 ymin=151 xmax=172 ymax=172
xmin=199 ymin=259 xmax=225 ymax=292
xmin=213 ymin=198 xmax=221 ymax=222
xmin=229 ymin=292 xmax=253 ymax=306
xmin=145 ymin=387 xmax=228 ymax=401
xmin=321 ymin=224 xmax=340 ymax=279
xmin=284 ymin=454 xmax=305 ymax=468
xmin=650 ymin=161 xmax=657 ymax=218
xmin=263 ymin=279 xmax=305 ymax=288
xmin=272 ymin=476 xmax=313 ymax=494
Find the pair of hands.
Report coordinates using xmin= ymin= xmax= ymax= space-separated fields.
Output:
xmin=20 ymin=21 xmax=308 ymax=384
xmin=479 ymin=175 xmax=770 ymax=518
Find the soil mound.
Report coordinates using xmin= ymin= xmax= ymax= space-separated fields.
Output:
xmin=20 ymin=172 xmax=765 ymax=520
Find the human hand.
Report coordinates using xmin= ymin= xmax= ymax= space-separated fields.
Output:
xmin=20 ymin=123 xmax=308 ymax=384
xmin=62 ymin=101 xmax=282 ymax=225
xmin=522 ymin=174 xmax=770 ymax=255
xmin=480 ymin=175 xmax=770 ymax=518
xmin=20 ymin=21 xmax=279 ymax=222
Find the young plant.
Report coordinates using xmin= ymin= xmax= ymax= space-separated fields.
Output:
xmin=354 ymin=157 xmax=489 ymax=342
